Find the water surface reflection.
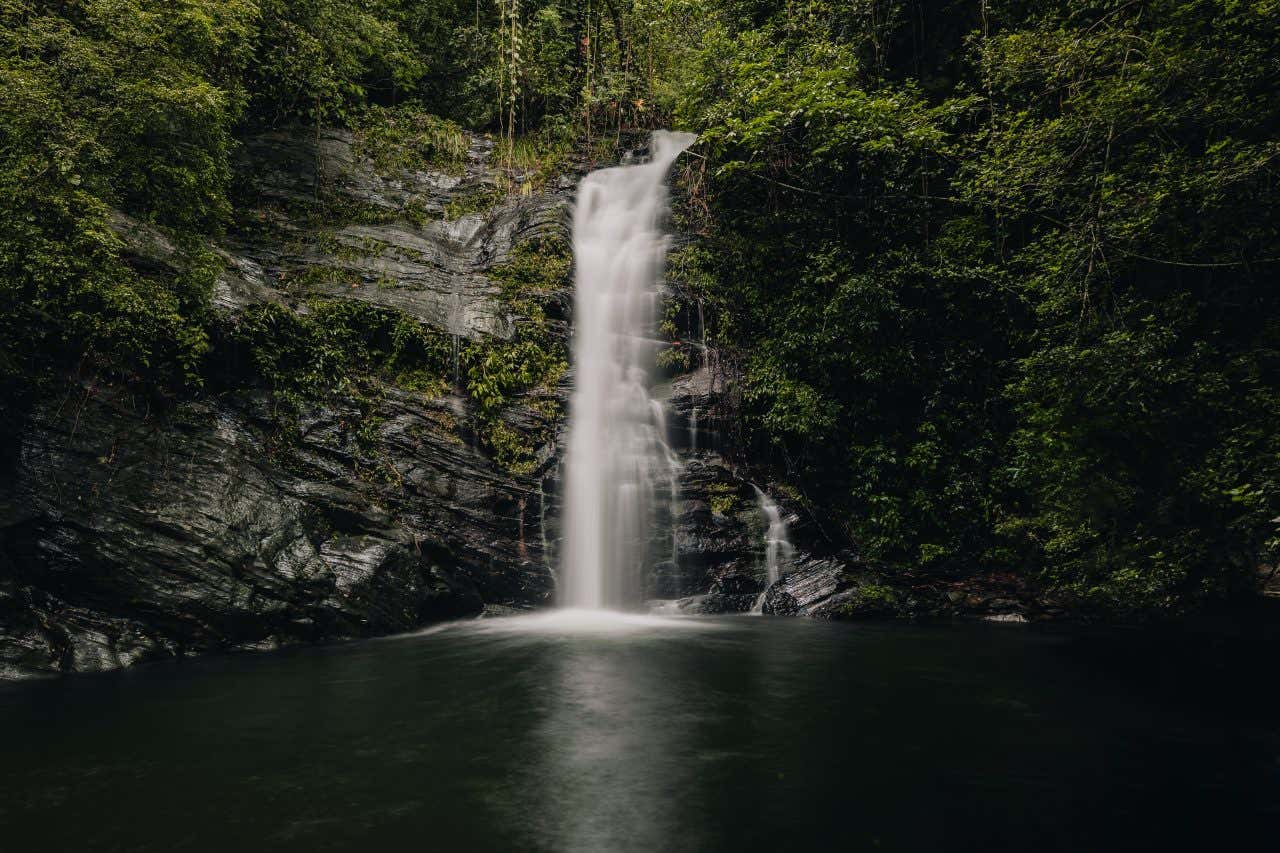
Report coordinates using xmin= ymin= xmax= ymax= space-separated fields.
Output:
xmin=0 ymin=615 xmax=1276 ymax=852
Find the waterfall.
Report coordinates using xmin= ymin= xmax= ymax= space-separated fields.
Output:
xmin=561 ymin=130 xmax=697 ymax=610
xmin=538 ymin=481 xmax=550 ymax=571
xmin=648 ymin=398 xmax=683 ymax=568
xmin=751 ymin=486 xmax=794 ymax=614
xmin=696 ymin=298 xmax=707 ymax=367
xmin=448 ymin=289 xmax=464 ymax=387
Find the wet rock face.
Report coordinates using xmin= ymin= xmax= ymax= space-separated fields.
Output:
xmin=221 ymin=128 xmax=570 ymax=337
xmin=646 ymin=455 xmax=767 ymax=601
xmin=658 ymin=365 xmax=840 ymax=612
xmin=661 ymin=363 xmax=924 ymax=621
xmin=0 ymin=125 xmax=570 ymax=678
xmin=0 ymin=384 xmax=554 ymax=678
xmin=760 ymin=559 xmax=906 ymax=619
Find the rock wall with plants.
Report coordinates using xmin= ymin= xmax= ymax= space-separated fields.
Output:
xmin=0 ymin=117 xmax=576 ymax=676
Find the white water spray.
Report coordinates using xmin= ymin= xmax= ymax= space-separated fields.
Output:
xmin=751 ymin=486 xmax=794 ymax=613
xmin=561 ymin=130 xmax=697 ymax=610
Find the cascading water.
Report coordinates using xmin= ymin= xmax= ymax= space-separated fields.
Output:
xmin=751 ymin=486 xmax=795 ymax=613
xmin=561 ymin=130 xmax=697 ymax=611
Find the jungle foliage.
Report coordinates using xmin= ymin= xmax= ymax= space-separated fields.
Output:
xmin=0 ymin=0 xmax=647 ymax=402
xmin=1 ymin=0 xmax=1276 ymax=613
xmin=675 ymin=0 xmax=1280 ymax=613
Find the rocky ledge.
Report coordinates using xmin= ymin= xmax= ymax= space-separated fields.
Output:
xmin=0 ymin=125 xmax=572 ymax=678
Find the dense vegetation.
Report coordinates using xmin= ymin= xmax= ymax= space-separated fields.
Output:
xmin=0 ymin=0 xmax=620 ymax=461
xmin=673 ymin=0 xmax=1279 ymax=614
xmin=1 ymin=0 xmax=1276 ymax=615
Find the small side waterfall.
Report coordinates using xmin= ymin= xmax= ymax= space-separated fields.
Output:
xmin=751 ymin=486 xmax=794 ymax=613
xmin=561 ymin=130 xmax=697 ymax=610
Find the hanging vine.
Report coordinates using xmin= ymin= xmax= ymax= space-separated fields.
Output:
xmin=495 ymin=0 xmax=523 ymax=170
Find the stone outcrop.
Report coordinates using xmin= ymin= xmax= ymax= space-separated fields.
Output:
xmin=0 ymin=125 xmax=570 ymax=677
xmin=222 ymin=128 xmax=568 ymax=337
xmin=0 ymin=386 xmax=552 ymax=677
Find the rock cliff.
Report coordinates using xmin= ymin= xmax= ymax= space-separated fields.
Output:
xmin=0 ymin=127 xmax=568 ymax=677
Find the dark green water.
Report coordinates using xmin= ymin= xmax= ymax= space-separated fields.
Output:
xmin=1 ymin=613 xmax=1276 ymax=852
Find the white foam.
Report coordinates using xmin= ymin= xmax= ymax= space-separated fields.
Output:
xmin=414 ymin=608 xmax=723 ymax=639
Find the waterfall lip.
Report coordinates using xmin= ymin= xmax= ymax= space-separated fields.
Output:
xmin=582 ymin=131 xmax=699 ymax=185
